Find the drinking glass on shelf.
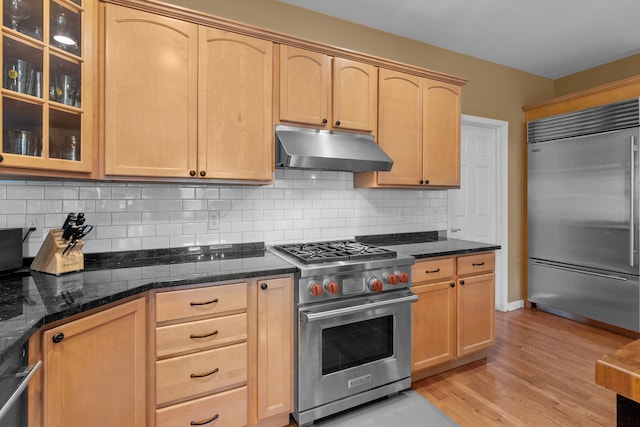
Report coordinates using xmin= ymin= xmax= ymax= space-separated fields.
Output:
xmin=6 ymin=0 xmax=31 ymax=31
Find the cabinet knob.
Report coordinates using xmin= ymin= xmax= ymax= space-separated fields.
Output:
xmin=52 ymin=332 xmax=65 ymax=343
xmin=322 ymin=118 xmax=328 ymax=125
xmin=460 ymin=280 xmax=465 ymax=285
xmin=189 ymin=170 xmax=196 ymax=177
xmin=335 ymin=120 xmax=341 ymax=126
xmin=0 ymin=154 xmax=3 ymax=162
xmin=199 ymin=170 xmax=206 ymax=177
xmin=450 ymin=282 xmax=455 ymax=288
xmin=419 ymin=179 xmax=424 ymax=185
xmin=261 ymin=283 xmax=268 ymax=290
xmin=424 ymin=179 xmax=430 ymax=185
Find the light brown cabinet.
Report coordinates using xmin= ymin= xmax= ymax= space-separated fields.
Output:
xmin=0 ymin=0 xmax=96 ymax=177
xmin=255 ymin=277 xmax=293 ymax=422
xmin=153 ymin=276 xmax=293 ymax=427
xmin=412 ymin=252 xmax=495 ymax=380
xmin=355 ymin=68 xmax=461 ymax=189
xmin=277 ymin=45 xmax=377 ymax=132
xmin=103 ymin=4 xmax=273 ymax=181
xmin=41 ymin=297 xmax=147 ymax=427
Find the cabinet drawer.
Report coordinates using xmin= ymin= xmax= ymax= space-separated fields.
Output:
xmin=156 ymin=342 xmax=247 ymax=405
xmin=412 ymin=257 xmax=455 ymax=283
xmin=457 ymin=252 xmax=495 ymax=276
xmin=156 ymin=386 xmax=248 ymax=427
xmin=156 ymin=282 xmax=247 ymax=323
xmin=156 ymin=313 xmax=247 ymax=359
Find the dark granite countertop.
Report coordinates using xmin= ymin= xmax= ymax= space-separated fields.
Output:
xmin=357 ymin=231 xmax=501 ymax=258
xmin=0 ymin=233 xmax=500 ymax=364
xmin=0 ymin=243 xmax=295 ymax=364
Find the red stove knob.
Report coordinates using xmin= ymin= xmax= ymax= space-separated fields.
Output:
xmin=398 ymin=272 xmax=410 ymax=283
xmin=325 ymin=280 xmax=339 ymax=294
xmin=309 ymin=282 xmax=324 ymax=297
xmin=386 ymin=273 xmax=399 ymax=285
xmin=368 ymin=278 xmax=384 ymax=292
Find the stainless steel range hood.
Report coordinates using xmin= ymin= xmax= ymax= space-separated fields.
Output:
xmin=275 ymin=125 xmax=393 ymax=172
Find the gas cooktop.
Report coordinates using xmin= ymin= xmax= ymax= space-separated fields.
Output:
xmin=271 ymin=240 xmax=397 ymax=265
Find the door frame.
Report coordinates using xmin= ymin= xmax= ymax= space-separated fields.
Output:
xmin=458 ymin=114 xmax=509 ymax=312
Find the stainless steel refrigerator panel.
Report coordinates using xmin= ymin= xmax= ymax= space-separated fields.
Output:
xmin=528 ymin=128 xmax=640 ymax=275
xmin=528 ymin=259 xmax=640 ymax=331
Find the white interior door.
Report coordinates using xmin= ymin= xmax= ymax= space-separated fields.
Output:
xmin=449 ymin=125 xmax=497 ymax=242
xmin=449 ymin=115 xmax=509 ymax=311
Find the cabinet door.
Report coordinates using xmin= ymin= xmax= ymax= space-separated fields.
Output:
xmin=256 ymin=277 xmax=293 ymax=420
xmin=198 ymin=28 xmax=273 ymax=180
xmin=457 ymin=273 xmax=495 ymax=356
xmin=423 ymin=78 xmax=461 ymax=187
xmin=1 ymin=0 xmax=94 ymax=174
xmin=43 ymin=297 xmax=146 ymax=427
xmin=412 ymin=281 xmax=456 ymax=372
xmin=278 ymin=45 xmax=331 ymax=127
xmin=377 ymin=68 xmax=423 ymax=186
xmin=104 ymin=4 xmax=198 ymax=178
xmin=332 ymin=58 xmax=377 ymax=132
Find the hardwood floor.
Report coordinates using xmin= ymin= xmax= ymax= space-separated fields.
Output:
xmin=412 ymin=308 xmax=634 ymax=426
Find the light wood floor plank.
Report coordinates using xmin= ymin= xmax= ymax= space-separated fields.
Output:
xmin=412 ymin=308 xmax=634 ymax=426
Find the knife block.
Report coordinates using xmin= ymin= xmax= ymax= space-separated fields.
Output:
xmin=31 ymin=229 xmax=84 ymax=276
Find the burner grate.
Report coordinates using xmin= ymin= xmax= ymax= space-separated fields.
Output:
xmin=273 ymin=240 xmax=396 ymax=264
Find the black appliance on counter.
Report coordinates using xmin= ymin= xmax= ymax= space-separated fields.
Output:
xmin=0 ymin=228 xmax=23 ymax=274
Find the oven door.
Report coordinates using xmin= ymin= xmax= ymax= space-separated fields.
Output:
xmin=297 ymin=290 xmax=417 ymax=413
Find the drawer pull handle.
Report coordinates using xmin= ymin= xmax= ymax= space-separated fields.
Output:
xmin=191 ymin=414 xmax=219 ymax=426
xmin=191 ymin=368 xmax=219 ymax=378
xmin=472 ymin=262 xmax=485 ymax=266
xmin=190 ymin=298 xmax=219 ymax=306
xmin=426 ymin=268 xmax=440 ymax=273
xmin=190 ymin=330 xmax=219 ymax=339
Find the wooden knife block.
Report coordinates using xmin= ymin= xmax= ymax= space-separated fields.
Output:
xmin=31 ymin=229 xmax=84 ymax=275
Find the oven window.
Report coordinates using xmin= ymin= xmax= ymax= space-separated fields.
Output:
xmin=322 ymin=315 xmax=394 ymax=375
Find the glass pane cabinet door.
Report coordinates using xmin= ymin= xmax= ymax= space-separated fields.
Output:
xmin=0 ymin=0 xmax=92 ymax=173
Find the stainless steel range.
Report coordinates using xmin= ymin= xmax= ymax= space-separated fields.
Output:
xmin=268 ymin=240 xmax=416 ymax=426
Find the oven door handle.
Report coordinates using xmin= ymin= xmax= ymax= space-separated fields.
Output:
xmin=301 ymin=294 xmax=418 ymax=323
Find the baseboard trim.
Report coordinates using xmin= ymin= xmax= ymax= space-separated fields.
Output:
xmin=507 ymin=300 xmax=525 ymax=311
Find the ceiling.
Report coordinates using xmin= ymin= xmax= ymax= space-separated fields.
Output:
xmin=279 ymin=0 xmax=640 ymax=79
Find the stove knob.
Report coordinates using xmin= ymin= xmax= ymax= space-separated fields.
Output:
xmin=324 ymin=280 xmax=339 ymax=295
xmin=368 ymin=278 xmax=384 ymax=292
xmin=309 ymin=282 xmax=324 ymax=297
xmin=386 ymin=273 xmax=399 ymax=285
xmin=398 ymin=272 xmax=410 ymax=283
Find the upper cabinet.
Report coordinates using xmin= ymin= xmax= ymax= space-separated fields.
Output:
xmin=102 ymin=4 xmax=273 ymax=182
xmin=277 ymin=45 xmax=377 ymax=133
xmin=355 ymin=69 xmax=462 ymax=189
xmin=0 ymin=0 xmax=95 ymax=176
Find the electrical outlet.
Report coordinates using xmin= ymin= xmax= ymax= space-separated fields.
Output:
xmin=208 ymin=211 xmax=220 ymax=230
xmin=398 ymin=210 xmax=406 ymax=222
xmin=26 ymin=214 xmax=43 ymax=238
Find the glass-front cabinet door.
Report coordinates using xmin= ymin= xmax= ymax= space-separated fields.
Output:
xmin=0 ymin=0 xmax=93 ymax=173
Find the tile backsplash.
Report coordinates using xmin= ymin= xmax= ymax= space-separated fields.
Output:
xmin=0 ymin=169 xmax=447 ymax=257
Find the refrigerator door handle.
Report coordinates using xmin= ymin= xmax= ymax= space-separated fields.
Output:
xmin=631 ymin=136 xmax=637 ymax=267
xmin=531 ymin=260 xmax=629 ymax=282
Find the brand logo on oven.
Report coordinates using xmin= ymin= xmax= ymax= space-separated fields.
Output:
xmin=348 ymin=374 xmax=372 ymax=388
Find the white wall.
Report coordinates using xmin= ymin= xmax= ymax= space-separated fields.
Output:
xmin=0 ymin=170 xmax=447 ymax=257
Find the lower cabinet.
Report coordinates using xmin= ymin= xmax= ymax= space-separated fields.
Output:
xmin=153 ymin=276 xmax=293 ymax=427
xmin=41 ymin=297 xmax=147 ymax=427
xmin=30 ymin=274 xmax=293 ymax=427
xmin=412 ymin=252 xmax=495 ymax=380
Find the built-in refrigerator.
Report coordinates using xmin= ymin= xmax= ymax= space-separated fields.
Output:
xmin=527 ymin=98 xmax=640 ymax=331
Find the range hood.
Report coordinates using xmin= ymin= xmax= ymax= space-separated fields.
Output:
xmin=275 ymin=125 xmax=393 ymax=172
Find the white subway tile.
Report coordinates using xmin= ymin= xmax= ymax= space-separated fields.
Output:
xmin=219 ymin=232 xmax=242 ymax=244
xmin=195 ymin=233 xmax=220 ymax=246
xmin=126 ymin=200 xmax=155 ymax=212
xmin=156 ymin=223 xmax=183 ymax=236
xmin=142 ymin=236 xmax=170 ymax=250
xmin=242 ymin=231 xmax=264 ymax=242
xmin=45 ymin=186 xmax=79 ymax=200
xmin=170 ymin=211 xmax=196 ymax=223
xmin=156 ymin=200 xmax=183 ymax=212
xmin=182 ymin=200 xmax=207 ymax=211
xmin=127 ymin=224 xmax=156 ymax=237
xmin=7 ymin=185 xmax=43 ymax=199
xmin=143 ymin=212 xmax=170 ymax=223
xmin=97 ymin=226 xmax=127 ymax=239
xmin=264 ymin=230 xmax=284 ymax=243
xmin=170 ymin=234 xmax=196 ymax=247
xmin=27 ymin=200 xmax=61 ymax=214
xmin=0 ymin=200 xmax=26 ymax=214
xmin=111 ymin=237 xmax=142 ymax=251
xmin=195 ymin=188 xmax=219 ymax=200
xmin=112 ymin=187 xmax=141 ymax=199
xmin=170 ymin=187 xmax=195 ymax=200
xmin=112 ymin=213 xmax=142 ymax=225
xmin=183 ymin=222 xmax=207 ymax=235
